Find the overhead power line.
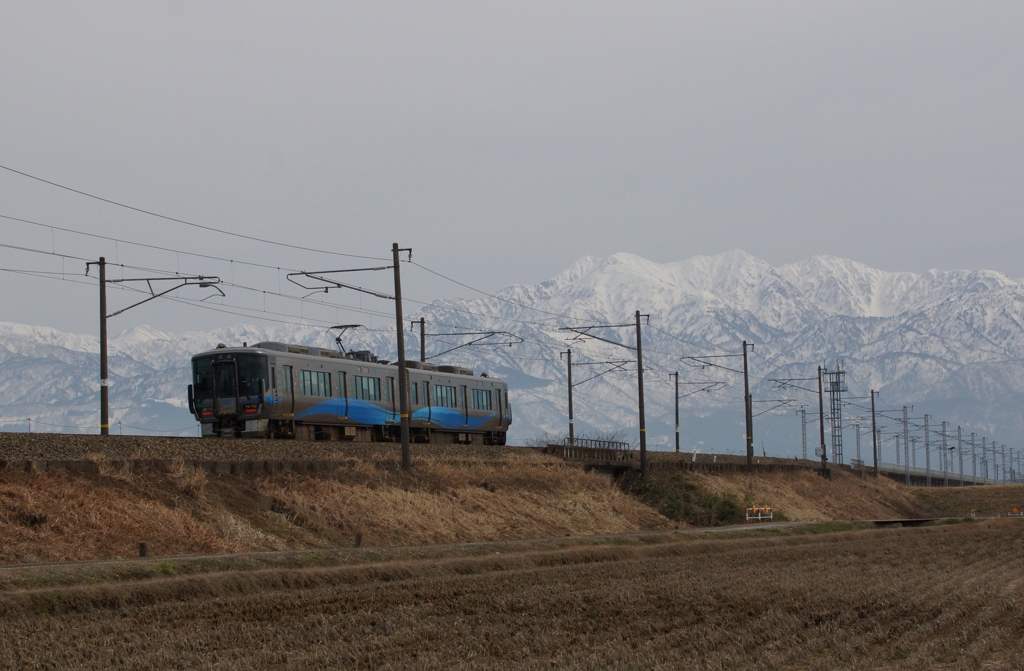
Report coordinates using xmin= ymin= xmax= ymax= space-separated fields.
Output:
xmin=0 ymin=163 xmax=388 ymax=261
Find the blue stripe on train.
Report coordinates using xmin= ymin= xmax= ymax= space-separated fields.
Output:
xmin=295 ymin=399 xmax=495 ymax=430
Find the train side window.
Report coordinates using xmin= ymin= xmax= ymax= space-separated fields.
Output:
xmin=270 ymin=366 xmax=276 ymax=390
xmin=470 ymin=389 xmax=492 ymax=411
xmin=353 ymin=375 xmax=382 ymax=401
xmin=299 ymin=370 xmax=331 ymax=397
xmin=433 ymin=384 xmax=457 ymax=408
xmin=410 ymin=381 xmax=419 ymax=405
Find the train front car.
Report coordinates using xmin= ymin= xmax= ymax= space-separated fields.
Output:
xmin=189 ymin=345 xmax=271 ymax=438
xmin=187 ymin=341 xmax=512 ymax=443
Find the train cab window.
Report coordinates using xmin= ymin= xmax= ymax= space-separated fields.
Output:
xmin=353 ymin=375 xmax=382 ymax=401
xmin=299 ymin=370 xmax=332 ymax=397
xmin=433 ymin=384 xmax=457 ymax=408
xmin=470 ymin=388 xmax=493 ymax=411
xmin=236 ymin=355 xmax=269 ymax=397
xmin=192 ymin=358 xmax=213 ymax=401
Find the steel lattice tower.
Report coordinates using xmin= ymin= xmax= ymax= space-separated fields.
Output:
xmin=825 ymin=365 xmax=848 ymax=464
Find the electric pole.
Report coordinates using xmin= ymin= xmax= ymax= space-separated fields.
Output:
xmin=413 ymin=317 xmax=425 ymax=362
xmin=971 ymin=433 xmax=976 ymax=480
xmin=671 ymin=371 xmax=680 ymax=453
xmin=941 ymin=420 xmax=948 ymax=487
xmin=817 ymin=366 xmax=826 ymax=471
xmin=88 ymin=257 xmax=221 ymax=438
xmin=98 ymin=257 xmax=108 ymax=436
xmin=635 ymin=311 xmax=647 ymax=479
xmin=902 ymin=406 xmax=910 ymax=485
xmin=924 ymin=414 xmax=931 ymax=487
xmin=853 ymin=420 xmax=861 ymax=466
xmin=561 ymin=348 xmax=574 ymax=447
xmin=392 ymin=243 xmax=412 ymax=471
xmin=871 ymin=390 xmax=879 ymax=477
xmin=957 ymin=426 xmax=963 ymax=486
xmin=798 ymin=408 xmax=807 ymax=460
xmin=743 ymin=341 xmax=753 ymax=469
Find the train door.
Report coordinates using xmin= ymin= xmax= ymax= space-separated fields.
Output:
xmin=461 ymin=385 xmax=468 ymax=427
xmin=279 ymin=365 xmax=294 ymax=416
xmin=212 ymin=360 xmax=238 ymax=417
xmin=340 ymin=371 xmax=348 ymax=417
xmin=385 ymin=376 xmax=396 ymax=421
xmin=425 ymin=381 xmax=432 ymax=424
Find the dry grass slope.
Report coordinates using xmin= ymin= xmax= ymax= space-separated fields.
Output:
xmin=0 ymin=450 xmax=668 ymax=563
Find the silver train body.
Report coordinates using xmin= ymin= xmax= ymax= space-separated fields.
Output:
xmin=187 ymin=342 xmax=511 ymax=443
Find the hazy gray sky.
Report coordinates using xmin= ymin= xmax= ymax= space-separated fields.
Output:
xmin=2 ymin=2 xmax=1023 ymax=335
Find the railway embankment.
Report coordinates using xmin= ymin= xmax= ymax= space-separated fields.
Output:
xmin=2 ymin=433 xmax=1022 ymax=565
xmin=0 ymin=433 xmax=670 ymax=564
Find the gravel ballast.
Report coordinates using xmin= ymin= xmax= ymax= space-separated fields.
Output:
xmin=0 ymin=433 xmax=527 ymax=463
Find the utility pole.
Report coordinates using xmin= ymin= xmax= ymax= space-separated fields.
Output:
xmin=561 ymin=348 xmax=574 ymax=447
xmin=392 ymin=243 xmax=412 ymax=471
xmin=88 ymin=257 xmax=221 ymax=438
xmin=911 ymin=438 xmax=918 ymax=482
xmin=853 ymin=420 xmax=862 ymax=465
xmin=635 ymin=311 xmax=647 ymax=478
xmin=98 ymin=257 xmax=109 ymax=436
xmin=743 ymin=341 xmax=753 ymax=469
xmin=902 ymin=406 xmax=910 ymax=484
xmin=982 ymin=437 xmax=988 ymax=480
xmin=1002 ymin=444 xmax=1008 ymax=483
xmin=924 ymin=414 xmax=931 ymax=487
xmin=971 ymin=433 xmax=976 ymax=480
xmin=871 ymin=390 xmax=879 ymax=477
xmin=671 ymin=371 xmax=680 ymax=453
xmin=416 ymin=317 xmax=426 ymax=362
xmin=958 ymin=426 xmax=963 ymax=486
xmin=798 ymin=409 xmax=808 ymax=460
xmin=942 ymin=421 xmax=948 ymax=487
xmin=817 ymin=366 xmax=827 ymax=471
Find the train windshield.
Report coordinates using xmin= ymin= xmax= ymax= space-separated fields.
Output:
xmin=236 ymin=355 xmax=268 ymax=396
xmin=192 ymin=354 xmax=268 ymax=401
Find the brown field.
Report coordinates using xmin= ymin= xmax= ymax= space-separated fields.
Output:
xmin=1 ymin=521 xmax=1022 ymax=669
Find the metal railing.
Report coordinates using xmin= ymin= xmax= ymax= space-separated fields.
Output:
xmin=877 ymin=461 xmax=1005 ymax=485
xmin=562 ymin=437 xmax=631 ymax=451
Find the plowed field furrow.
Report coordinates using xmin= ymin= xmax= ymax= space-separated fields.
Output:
xmin=1 ymin=522 xmax=1022 ymax=670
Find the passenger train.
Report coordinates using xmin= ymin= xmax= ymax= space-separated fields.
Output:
xmin=187 ymin=342 xmax=511 ymax=443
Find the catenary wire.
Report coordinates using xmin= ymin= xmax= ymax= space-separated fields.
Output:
xmin=0 ymin=163 xmax=388 ymax=261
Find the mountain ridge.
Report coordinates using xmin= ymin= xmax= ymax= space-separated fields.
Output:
xmin=2 ymin=250 xmax=1023 ymax=455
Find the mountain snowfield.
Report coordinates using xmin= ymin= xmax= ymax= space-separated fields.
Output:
xmin=3 ymin=250 xmax=1024 ymax=456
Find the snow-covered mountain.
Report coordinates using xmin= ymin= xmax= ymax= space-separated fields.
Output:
xmin=3 ymin=250 xmax=1023 ymax=456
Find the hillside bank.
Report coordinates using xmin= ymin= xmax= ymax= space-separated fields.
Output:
xmin=2 ymin=434 xmax=1022 ymax=564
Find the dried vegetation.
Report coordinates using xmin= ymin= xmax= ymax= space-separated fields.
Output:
xmin=0 ymin=450 xmax=667 ymax=563
xmin=1 ymin=522 xmax=1022 ymax=669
